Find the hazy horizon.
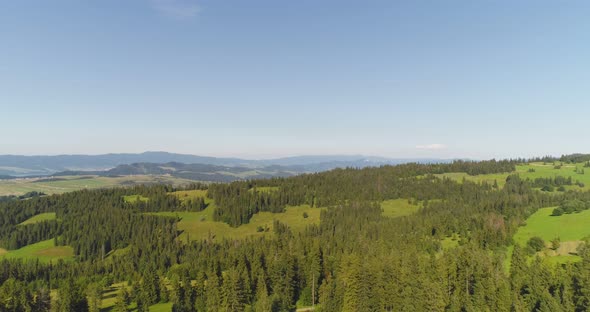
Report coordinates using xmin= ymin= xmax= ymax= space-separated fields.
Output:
xmin=3 ymin=1 xmax=590 ymax=159
xmin=0 ymin=150 xmax=577 ymax=162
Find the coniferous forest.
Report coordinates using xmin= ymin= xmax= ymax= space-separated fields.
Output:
xmin=2 ymin=159 xmax=590 ymax=311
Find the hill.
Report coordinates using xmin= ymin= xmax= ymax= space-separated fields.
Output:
xmin=56 ymin=162 xmax=298 ymax=183
xmin=4 ymin=157 xmax=590 ymax=311
xmin=0 ymin=151 xmax=449 ymax=177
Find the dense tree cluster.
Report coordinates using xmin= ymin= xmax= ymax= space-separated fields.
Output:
xmin=528 ymin=153 xmax=590 ymax=164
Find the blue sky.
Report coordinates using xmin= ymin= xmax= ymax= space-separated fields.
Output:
xmin=1 ymin=1 xmax=589 ymax=159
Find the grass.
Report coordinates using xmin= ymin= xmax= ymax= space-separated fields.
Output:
xmin=169 ymin=189 xmax=208 ymax=201
xmin=249 ymin=186 xmax=280 ymax=193
xmin=100 ymin=282 xmax=129 ymax=311
xmin=441 ymin=234 xmax=461 ymax=250
xmin=380 ymin=199 xmax=421 ymax=218
xmin=149 ymin=303 xmax=174 ymax=311
xmin=18 ymin=212 xmax=57 ymax=225
xmin=148 ymin=204 xmax=322 ymax=242
xmin=0 ymin=175 xmax=194 ymax=196
xmin=513 ymin=207 xmax=590 ymax=243
xmin=123 ymin=195 xmax=149 ymax=203
xmin=437 ymin=162 xmax=590 ymax=191
xmin=97 ymin=282 xmax=174 ymax=311
xmin=0 ymin=239 xmax=74 ymax=263
xmin=504 ymin=206 xmax=590 ymax=269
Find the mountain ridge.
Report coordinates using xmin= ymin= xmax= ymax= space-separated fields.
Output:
xmin=0 ymin=151 xmax=452 ymax=177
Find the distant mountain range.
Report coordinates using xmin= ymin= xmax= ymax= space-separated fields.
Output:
xmin=0 ymin=152 xmax=451 ymax=180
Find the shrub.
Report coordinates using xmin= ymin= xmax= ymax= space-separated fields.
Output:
xmin=551 ymin=237 xmax=561 ymax=250
xmin=551 ymin=207 xmax=564 ymax=216
xmin=561 ymin=199 xmax=587 ymax=214
xmin=527 ymin=236 xmax=545 ymax=252
xmin=558 ymin=186 xmax=566 ymax=192
xmin=541 ymin=185 xmax=554 ymax=192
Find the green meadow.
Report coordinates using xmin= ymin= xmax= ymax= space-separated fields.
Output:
xmin=18 ymin=212 xmax=57 ymax=225
xmin=169 ymin=189 xmax=209 ymax=202
xmin=0 ymin=239 xmax=74 ymax=263
xmin=0 ymin=175 xmax=193 ymax=196
xmin=249 ymin=186 xmax=280 ymax=193
xmin=437 ymin=162 xmax=590 ymax=190
xmin=504 ymin=206 xmax=590 ymax=268
xmin=149 ymin=194 xmax=421 ymax=243
xmin=123 ymin=195 xmax=150 ymax=203
xmin=148 ymin=204 xmax=322 ymax=242
xmin=513 ymin=207 xmax=590 ymax=243
xmin=380 ymin=198 xmax=421 ymax=218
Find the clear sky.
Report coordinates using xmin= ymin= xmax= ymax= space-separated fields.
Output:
xmin=1 ymin=1 xmax=589 ymax=159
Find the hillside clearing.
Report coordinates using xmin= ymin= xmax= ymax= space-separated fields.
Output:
xmin=0 ymin=175 xmax=193 ymax=196
xmin=123 ymin=195 xmax=149 ymax=203
xmin=380 ymin=198 xmax=421 ymax=218
xmin=18 ymin=212 xmax=57 ymax=225
xmin=437 ymin=162 xmax=590 ymax=191
xmin=504 ymin=206 xmax=590 ymax=268
xmin=148 ymin=204 xmax=322 ymax=242
xmin=0 ymin=239 xmax=74 ymax=263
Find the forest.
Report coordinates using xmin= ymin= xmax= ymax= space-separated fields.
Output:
xmin=1 ymin=159 xmax=590 ymax=311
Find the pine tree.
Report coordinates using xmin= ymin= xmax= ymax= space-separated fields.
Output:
xmin=254 ymin=274 xmax=272 ymax=312
xmin=56 ymin=278 xmax=88 ymax=312
xmin=221 ymin=268 xmax=247 ymax=312
xmin=87 ymin=283 xmax=103 ymax=312
xmin=205 ymin=271 xmax=222 ymax=311
xmin=33 ymin=287 xmax=52 ymax=312
xmin=113 ymin=288 xmax=130 ymax=312
xmin=143 ymin=267 xmax=160 ymax=305
xmin=510 ymin=245 xmax=529 ymax=297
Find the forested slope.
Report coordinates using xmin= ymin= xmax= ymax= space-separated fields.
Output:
xmin=1 ymin=159 xmax=589 ymax=311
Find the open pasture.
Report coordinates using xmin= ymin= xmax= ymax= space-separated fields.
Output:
xmin=505 ymin=206 xmax=590 ymax=266
xmin=0 ymin=239 xmax=74 ymax=263
xmin=249 ymin=186 xmax=280 ymax=193
xmin=513 ymin=206 xmax=590 ymax=244
xmin=123 ymin=195 xmax=150 ymax=203
xmin=169 ymin=189 xmax=208 ymax=201
xmin=437 ymin=162 xmax=590 ymax=191
xmin=148 ymin=204 xmax=322 ymax=242
xmin=380 ymin=198 xmax=421 ymax=218
xmin=18 ymin=212 xmax=57 ymax=225
xmin=0 ymin=175 xmax=194 ymax=196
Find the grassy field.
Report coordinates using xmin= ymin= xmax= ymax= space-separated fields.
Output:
xmin=249 ymin=186 xmax=280 ymax=193
xmin=380 ymin=199 xmax=421 ymax=218
xmin=0 ymin=175 xmax=194 ymax=196
xmin=504 ymin=206 xmax=590 ymax=268
xmin=18 ymin=212 xmax=57 ymax=225
xmin=150 ymin=195 xmax=418 ymax=242
xmin=0 ymin=239 xmax=74 ymax=263
xmin=168 ymin=189 xmax=216 ymax=221
xmin=123 ymin=195 xmax=149 ymax=203
xmin=441 ymin=233 xmax=462 ymax=250
xmin=169 ymin=189 xmax=208 ymax=201
xmin=437 ymin=162 xmax=590 ymax=190
xmin=99 ymin=282 xmax=130 ymax=311
xmin=513 ymin=207 xmax=590 ymax=243
xmin=68 ymin=281 xmax=174 ymax=312
xmin=148 ymin=303 xmax=174 ymax=311
xmin=148 ymin=204 xmax=322 ymax=242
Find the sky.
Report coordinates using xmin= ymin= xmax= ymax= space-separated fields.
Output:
xmin=1 ymin=0 xmax=590 ymax=159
